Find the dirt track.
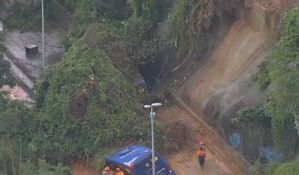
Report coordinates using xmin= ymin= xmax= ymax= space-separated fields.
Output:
xmin=159 ymin=105 xmax=235 ymax=175
xmin=159 ymin=20 xmax=267 ymax=175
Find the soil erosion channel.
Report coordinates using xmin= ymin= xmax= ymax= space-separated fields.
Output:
xmin=161 ymin=19 xmax=267 ymax=175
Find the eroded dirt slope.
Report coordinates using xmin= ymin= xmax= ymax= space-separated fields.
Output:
xmin=160 ymin=1 xmax=299 ymax=174
xmin=160 ymin=18 xmax=268 ymax=175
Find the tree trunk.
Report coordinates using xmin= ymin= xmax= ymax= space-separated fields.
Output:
xmin=3 ymin=162 xmax=7 ymax=175
xmin=7 ymin=137 xmax=17 ymax=175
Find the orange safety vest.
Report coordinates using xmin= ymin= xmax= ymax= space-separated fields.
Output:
xmin=115 ymin=171 xmax=125 ymax=175
xmin=196 ymin=150 xmax=206 ymax=158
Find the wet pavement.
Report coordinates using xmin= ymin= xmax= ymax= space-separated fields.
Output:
xmin=5 ymin=29 xmax=65 ymax=79
xmin=2 ymin=28 xmax=66 ymax=103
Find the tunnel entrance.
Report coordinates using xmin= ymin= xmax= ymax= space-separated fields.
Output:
xmin=138 ymin=59 xmax=163 ymax=90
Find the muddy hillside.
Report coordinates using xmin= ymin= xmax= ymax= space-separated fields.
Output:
xmin=175 ymin=0 xmax=298 ymax=161
xmin=0 ymin=0 xmax=298 ymax=175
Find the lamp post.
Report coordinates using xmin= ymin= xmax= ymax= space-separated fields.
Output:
xmin=41 ymin=0 xmax=45 ymax=68
xmin=144 ymin=103 xmax=162 ymax=175
xmin=295 ymin=114 xmax=299 ymax=137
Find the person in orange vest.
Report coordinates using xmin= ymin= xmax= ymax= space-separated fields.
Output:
xmin=196 ymin=147 xmax=207 ymax=169
xmin=115 ymin=167 xmax=125 ymax=175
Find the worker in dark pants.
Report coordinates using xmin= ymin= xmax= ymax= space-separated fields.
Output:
xmin=196 ymin=147 xmax=207 ymax=169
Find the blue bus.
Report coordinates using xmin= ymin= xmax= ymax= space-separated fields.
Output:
xmin=105 ymin=145 xmax=176 ymax=175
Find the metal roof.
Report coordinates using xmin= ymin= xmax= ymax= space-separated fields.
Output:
xmin=106 ymin=145 xmax=151 ymax=167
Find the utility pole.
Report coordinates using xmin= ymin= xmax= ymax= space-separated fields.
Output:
xmin=144 ymin=103 xmax=162 ymax=175
xmin=295 ymin=114 xmax=299 ymax=137
xmin=41 ymin=0 xmax=45 ymax=68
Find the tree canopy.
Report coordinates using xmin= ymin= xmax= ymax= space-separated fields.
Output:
xmin=33 ymin=41 xmax=149 ymax=164
xmin=0 ymin=33 xmax=13 ymax=87
xmin=257 ymin=6 xmax=299 ymax=160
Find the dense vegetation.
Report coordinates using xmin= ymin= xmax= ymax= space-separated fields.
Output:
xmin=0 ymin=33 xmax=13 ymax=86
xmin=232 ymin=107 xmax=271 ymax=132
xmin=2 ymin=29 xmax=70 ymax=175
xmin=235 ymin=5 xmax=299 ymax=175
xmin=235 ymin=6 xmax=299 ymax=159
xmin=259 ymin=6 xmax=299 ymax=160
xmin=4 ymin=1 xmax=52 ymax=31
xmin=1 ymin=32 xmax=70 ymax=174
xmin=1 ymin=0 xmax=298 ymax=174
xmin=257 ymin=159 xmax=299 ymax=175
xmin=1 ymin=0 xmax=167 ymax=173
xmin=166 ymin=0 xmax=213 ymax=57
xmin=35 ymin=41 xmax=149 ymax=164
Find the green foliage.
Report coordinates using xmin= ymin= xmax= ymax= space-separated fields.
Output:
xmin=4 ymin=2 xmax=41 ymax=31
xmin=96 ymin=0 xmax=128 ymax=20
xmin=258 ymin=159 xmax=299 ymax=175
xmin=74 ymin=0 xmax=128 ymax=24
xmin=0 ymin=32 xmax=19 ymax=175
xmin=0 ymin=98 xmax=35 ymax=175
xmin=0 ymin=33 xmax=14 ymax=87
xmin=257 ymin=62 xmax=271 ymax=91
xmin=0 ymin=0 xmax=173 ymax=170
xmin=166 ymin=0 xmax=190 ymax=56
xmin=166 ymin=0 xmax=211 ymax=57
xmin=58 ymin=0 xmax=78 ymax=12
xmin=0 ymin=138 xmax=19 ymax=175
xmin=129 ymin=0 xmax=171 ymax=22
xmin=34 ymin=41 xmax=149 ymax=164
xmin=0 ymin=57 xmax=13 ymax=87
xmin=260 ymin=6 xmax=299 ymax=159
xmin=255 ymin=160 xmax=276 ymax=175
xmin=4 ymin=1 xmax=57 ymax=31
xmin=0 ymin=88 xmax=69 ymax=175
xmin=64 ymin=0 xmax=128 ymax=50
xmin=232 ymin=107 xmax=271 ymax=132
xmin=22 ymin=159 xmax=71 ymax=175
xmin=266 ymin=6 xmax=299 ymax=118
xmin=272 ymin=160 xmax=299 ymax=175
xmin=65 ymin=0 xmax=171 ymax=64
xmin=0 ymin=33 xmax=4 ymax=52
xmin=121 ymin=16 xmax=159 ymax=64
xmin=270 ymin=112 xmax=297 ymax=160
xmin=0 ymin=1 xmax=4 ymax=11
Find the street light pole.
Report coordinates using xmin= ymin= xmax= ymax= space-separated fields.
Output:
xmin=144 ymin=103 xmax=162 ymax=175
xmin=41 ymin=0 xmax=45 ymax=68
xmin=294 ymin=114 xmax=299 ymax=137
xmin=150 ymin=106 xmax=155 ymax=175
